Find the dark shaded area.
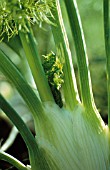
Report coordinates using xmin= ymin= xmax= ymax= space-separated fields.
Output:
xmin=0 ymin=118 xmax=29 ymax=170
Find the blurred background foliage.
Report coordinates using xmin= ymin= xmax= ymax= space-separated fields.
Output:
xmin=0 ymin=0 xmax=107 ymax=123
xmin=76 ymin=0 xmax=107 ymax=121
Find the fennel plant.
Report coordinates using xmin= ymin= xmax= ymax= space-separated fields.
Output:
xmin=0 ymin=0 xmax=110 ymax=170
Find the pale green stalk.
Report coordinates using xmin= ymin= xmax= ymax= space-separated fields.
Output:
xmin=0 ymin=151 xmax=27 ymax=170
xmin=19 ymin=27 xmax=54 ymax=102
xmin=63 ymin=0 xmax=96 ymax=112
xmin=1 ymin=126 xmax=18 ymax=152
xmin=0 ymin=0 xmax=110 ymax=169
xmin=51 ymin=0 xmax=80 ymax=111
xmin=0 ymin=50 xmax=43 ymax=120
xmin=0 ymin=94 xmax=49 ymax=170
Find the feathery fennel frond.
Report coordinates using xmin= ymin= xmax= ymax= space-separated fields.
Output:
xmin=0 ymin=0 xmax=54 ymax=40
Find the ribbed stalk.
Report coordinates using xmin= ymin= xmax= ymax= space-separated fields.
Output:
xmin=103 ymin=0 xmax=110 ymax=128
xmin=0 ymin=49 xmax=43 ymax=120
xmin=19 ymin=27 xmax=54 ymax=102
xmin=63 ymin=0 xmax=95 ymax=111
xmin=51 ymin=0 xmax=79 ymax=111
xmin=0 ymin=94 xmax=49 ymax=170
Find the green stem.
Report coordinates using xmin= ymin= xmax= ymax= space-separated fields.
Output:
xmin=63 ymin=0 xmax=95 ymax=111
xmin=19 ymin=28 xmax=54 ymax=102
xmin=0 ymin=49 xmax=43 ymax=120
xmin=51 ymin=0 xmax=79 ymax=110
xmin=0 ymin=151 xmax=27 ymax=170
xmin=103 ymin=0 xmax=110 ymax=128
xmin=0 ymin=95 xmax=49 ymax=170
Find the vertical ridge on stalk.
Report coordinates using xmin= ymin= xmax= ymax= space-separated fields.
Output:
xmin=51 ymin=0 xmax=80 ymax=111
xmin=63 ymin=0 xmax=96 ymax=111
xmin=0 ymin=50 xmax=44 ymax=119
xmin=19 ymin=27 xmax=54 ymax=102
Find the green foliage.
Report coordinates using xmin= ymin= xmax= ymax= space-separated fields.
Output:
xmin=0 ymin=0 xmax=54 ymax=40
